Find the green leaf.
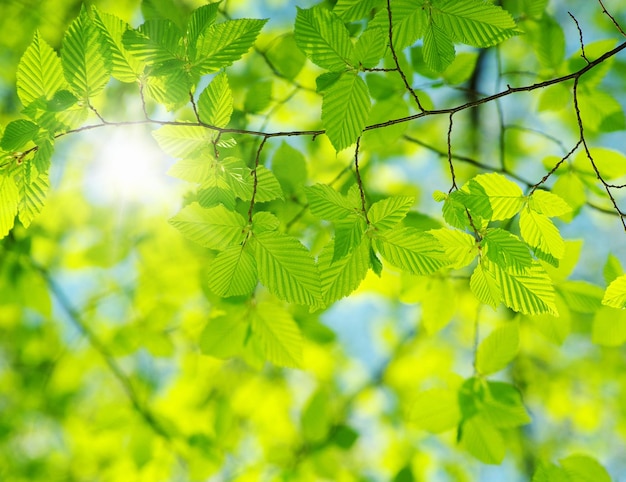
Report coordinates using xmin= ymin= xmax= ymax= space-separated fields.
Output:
xmin=0 ymin=173 xmax=19 ymax=238
xmin=294 ymin=6 xmax=355 ymax=71
xmin=207 ymin=245 xmax=257 ymax=297
xmin=122 ymin=19 xmax=184 ymax=64
xmin=476 ymin=322 xmax=519 ymax=375
xmin=491 ymin=260 xmax=558 ymax=316
xmin=528 ymin=189 xmax=571 ymax=217
xmin=254 ymin=232 xmax=322 ymax=306
xmin=520 ymin=206 xmax=565 ymax=260
xmin=432 ymin=0 xmax=518 ymax=48
xmin=244 ymin=81 xmax=272 ymax=113
xmin=168 ymin=203 xmax=246 ymax=249
xmin=473 ymin=173 xmax=524 ymax=220
xmin=603 ymin=253 xmax=623 ymax=285
xmin=532 ymin=463 xmax=570 ymax=482
xmin=602 ymin=274 xmax=626 ymax=309
xmin=482 ymin=381 xmax=531 ymax=428
xmin=254 ymin=166 xmax=284 ymax=202
xmin=301 ymin=389 xmax=332 ymax=442
xmin=354 ymin=28 xmax=387 ymax=69
xmin=186 ymin=3 xmax=220 ymax=48
xmin=368 ymin=196 xmax=414 ymax=231
xmin=252 ymin=212 xmax=280 ymax=234
xmin=573 ymin=147 xmax=626 ymax=180
xmin=1 ymin=120 xmax=39 ymax=151
xmin=334 ymin=0 xmax=382 ymax=22
xmin=482 ymin=228 xmax=533 ymax=271
xmin=305 ymin=184 xmax=356 ymax=220
xmin=375 ymin=228 xmax=449 ymax=275
xmin=152 ymin=125 xmax=212 ymax=158
xmin=322 ymin=72 xmax=371 ymax=152
xmin=16 ymin=31 xmax=66 ymax=107
xmin=552 ymin=171 xmax=586 ymax=216
xmin=200 ymin=311 xmax=250 ymax=360
xmin=560 ymin=455 xmax=611 ymax=482
xmin=61 ymin=7 xmax=112 ymax=99
xmin=265 ymin=34 xmax=306 ymax=80
xmin=17 ymin=170 xmax=48 ymax=229
xmin=460 ymin=415 xmax=505 ymax=465
xmin=92 ymin=9 xmax=143 ymax=83
xmin=333 ymin=215 xmax=367 ymax=261
xmin=470 ymin=261 xmax=501 ymax=309
xmin=194 ymin=19 xmax=268 ymax=73
xmin=251 ymin=301 xmax=303 ymax=368
xmin=369 ymin=0 xmax=427 ymax=51
xmin=418 ymin=277 xmax=458 ymax=333
xmin=411 ymin=388 xmax=461 ymax=433
xmin=423 ymin=19 xmax=456 ymax=72
xmin=556 ymin=281 xmax=603 ymax=314
xmin=167 ymin=156 xmax=215 ymax=183
xmin=271 ymin=142 xmax=307 ymax=194
xmin=319 ymin=237 xmax=370 ymax=306
xmin=526 ymin=14 xmax=566 ymax=70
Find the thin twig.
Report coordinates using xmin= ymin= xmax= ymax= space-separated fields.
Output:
xmin=598 ymin=0 xmax=626 ymax=37
xmin=248 ymin=136 xmax=268 ymax=223
xmin=353 ymin=137 xmax=369 ymax=223
xmin=446 ymin=113 xmax=458 ymax=192
xmin=569 ymin=12 xmax=590 ymax=63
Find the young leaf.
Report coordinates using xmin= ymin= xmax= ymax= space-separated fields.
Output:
xmin=306 ymin=184 xmax=356 ymax=220
xmin=559 ymin=455 xmax=611 ymax=482
xmin=473 ymin=173 xmax=524 ymax=220
xmin=470 ymin=261 xmax=501 ymax=309
xmin=207 ymin=245 xmax=257 ymax=297
xmin=251 ymin=301 xmax=304 ymax=368
xmin=272 ymin=142 xmax=307 ymax=194
xmin=322 ymin=72 xmax=371 ymax=152
xmin=17 ymin=170 xmax=48 ymax=229
xmin=423 ymin=19 xmax=456 ymax=72
xmin=430 ymin=228 xmax=477 ymax=269
xmin=411 ymin=388 xmax=461 ymax=433
xmin=152 ymin=125 xmax=212 ymax=158
xmin=482 ymin=228 xmax=533 ymax=271
xmin=294 ymin=6 xmax=355 ymax=71
xmin=334 ymin=0 xmax=382 ymax=22
xmin=432 ymin=0 xmax=518 ymax=48
xmin=17 ymin=31 xmax=66 ymax=107
xmin=476 ymin=322 xmax=520 ymax=375
xmin=122 ymin=19 xmax=184 ymax=64
xmin=252 ymin=212 xmax=280 ymax=233
xmin=194 ymin=19 xmax=268 ymax=73
xmin=369 ymin=0 xmax=427 ymax=51
xmin=333 ymin=215 xmax=367 ymax=261
xmin=374 ymin=228 xmax=449 ymax=275
xmin=603 ymin=253 xmax=623 ymax=285
xmin=602 ymin=274 xmax=626 ymax=309
xmin=254 ymin=232 xmax=322 ymax=306
xmin=186 ymin=3 xmax=220 ymax=48
xmin=592 ymin=306 xmax=626 ymax=347
xmin=168 ymin=203 xmax=246 ymax=249
xmin=528 ymin=189 xmax=571 ymax=217
xmin=254 ymin=166 xmax=284 ymax=203
xmin=319 ymin=236 xmax=370 ymax=306
xmin=92 ymin=9 xmax=143 ymax=83
xmin=200 ymin=311 xmax=250 ymax=360
xmin=460 ymin=415 xmax=505 ymax=465
xmin=481 ymin=381 xmax=531 ymax=428
xmin=1 ymin=120 xmax=39 ymax=151
xmin=0 ymin=173 xmax=19 ymax=238
xmin=61 ymin=7 xmax=112 ymax=99
xmin=354 ymin=28 xmax=387 ymax=69
xmin=520 ymin=206 xmax=565 ymax=260
xmin=368 ymin=196 xmax=414 ymax=231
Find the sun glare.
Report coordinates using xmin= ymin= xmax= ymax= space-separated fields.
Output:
xmin=86 ymin=125 xmax=175 ymax=207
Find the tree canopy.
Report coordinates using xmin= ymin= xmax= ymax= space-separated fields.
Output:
xmin=1 ymin=0 xmax=626 ymax=480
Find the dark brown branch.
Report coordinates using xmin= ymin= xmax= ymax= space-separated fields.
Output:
xmin=353 ymin=137 xmax=369 ymax=223
xmin=598 ymin=0 xmax=626 ymax=37
xmin=446 ymin=114 xmax=458 ymax=192
xmin=248 ymin=136 xmax=268 ymax=223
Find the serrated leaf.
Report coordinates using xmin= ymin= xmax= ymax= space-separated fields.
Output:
xmin=200 ymin=311 xmax=249 ymax=359
xmin=603 ymin=253 xmax=623 ymax=285
xmin=411 ymin=388 xmax=461 ymax=433
xmin=319 ymin=236 xmax=370 ymax=306
xmin=368 ymin=196 xmax=414 ymax=231
xmin=602 ymin=274 xmax=626 ymax=309
xmin=17 ymin=31 xmax=66 ymax=107
xmin=252 ymin=301 xmax=303 ymax=368
xmin=1 ymin=120 xmax=39 ymax=151
xmin=169 ymin=203 xmax=246 ymax=249
xmin=432 ymin=0 xmax=518 ymax=48
xmin=167 ymin=156 xmax=215 ymax=183
xmin=152 ymin=125 xmax=212 ymax=158
xmin=17 ymin=170 xmax=48 ymax=228
xmin=483 ymin=228 xmax=532 ymax=270
xmin=354 ymin=28 xmax=387 ymax=69
xmin=423 ymin=19 xmax=455 ymax=72
xmin=460 ymin=415 xmax=505 ymax=465
xmin=375 ymin=228 xmax=449 ymax=275
xmin=334 ymin=0 xmax=382 ymax=22
xmin=473 ymin=173 xmax=524 ymax=220
xmin=92 ymin=9 xmax=143 ymax=83
xmin=476 ymin=322 xmax=519 ymax=375
xmin=0 ymin=173 xmax=19 ymax=238
xmin=322 ymin=72 xmax=371 ymax=152
xmin=253 ymin=166 xmax=284 ymax=203
xmin=369 ymin=0 xmax=427 ymax=51
xmin=254 ymin=232 xmax=322 ymax=306
xmin=430 ymin=228 xmax=476 ymax=269
xmin=252 ymin=212 xmax=280 ymax=233
xmin=470 ymin=261 xmax=501 ymax=308
xmin=195 ymin=19 xmax=268 ymax=73
xmin=122 ymin=19 xmax=184 ymax=64
xmin=520 ymin=207 xmax=565 ymax=260
xmin=207 ymin=245 xmax=257 ymax=297
xmin=295 ymin=6 xmax=355 ymax=71
xmin=306 ymin=184 xmax=356 ymax=220
xmin=492 ymin=260 xmax=558 ymax=316
xmin=556 ymin=281 xmax=603 ymax=314
xmin=333 ymin=215 xmax=367 ymax=261
xmin=186 ymin=3 xmax=220 ymax=48
xmin=61 ymin=7 xmax=111 ymax=98
xmin=198 ymin=72 xmax=233 ymax=128
xmin=528 ymin=189 xmax=571 ymax=217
